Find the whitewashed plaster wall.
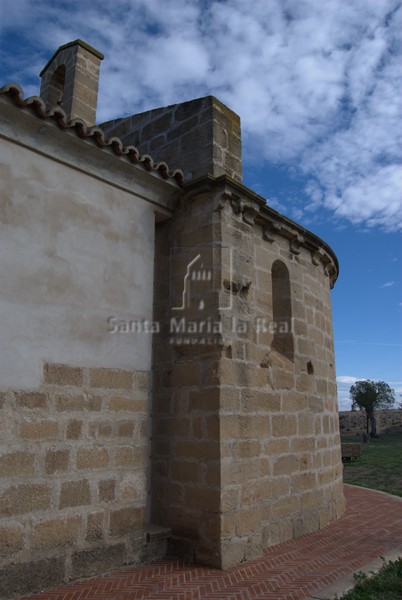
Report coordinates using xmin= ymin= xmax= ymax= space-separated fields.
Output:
xmin=0 ymin=101 xmax=177 ymax=389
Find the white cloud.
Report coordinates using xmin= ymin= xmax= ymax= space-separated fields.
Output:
xmin=336 ymin=375 xmax=361 ymax=385
xmin=1 ymin=0 xmax=401 ymax=231
xmin=380 ymin=281 xmax=395 ymax=288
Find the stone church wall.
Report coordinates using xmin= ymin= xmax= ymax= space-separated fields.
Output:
xmin=152 ymin=175 xmax=345 ymax=569
xmin=1 ymin=38 xmax=345 ymax=594
xmin=0 ymin=97 xmax=178 ymax=597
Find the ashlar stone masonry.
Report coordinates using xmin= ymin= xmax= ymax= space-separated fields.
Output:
xmin=0 ymin=39 xmax=345 ymax=596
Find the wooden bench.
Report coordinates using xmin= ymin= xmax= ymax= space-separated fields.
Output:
xmin=341 ymin=443 xmax=361 ymax=461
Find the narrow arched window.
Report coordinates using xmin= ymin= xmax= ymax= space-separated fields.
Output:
xmin=47 ymin=65 xmax=66 ymax=108
xmin=271 ymin=260 xmax=294 ymax=360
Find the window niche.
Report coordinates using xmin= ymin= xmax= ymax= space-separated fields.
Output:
xmin=271 ymin=260 xmax=294 ymax=361
xmin=46 ymin=64 xmax=66 ymax=108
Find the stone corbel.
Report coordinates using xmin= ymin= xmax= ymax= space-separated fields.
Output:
xmin=322 ymin=256 xmax=337 ymax=288
xmin=230 ymin=196 xmax=259 ymax=225
xmin=263 ymin=221 xmax=282 ymax=242
xmin=215 ymin=191 xmax=233 ymax=211
xmin=289 ymin=234 xmax=305 ymax=255
xmin=311 ymin=247 xmax=324 ymax=266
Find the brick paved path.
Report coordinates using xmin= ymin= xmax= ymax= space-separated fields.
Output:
xmin=20 ymin=485 xmax=402 ymax=600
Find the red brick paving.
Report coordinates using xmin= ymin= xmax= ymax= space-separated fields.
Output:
xmin=20 ymin=485 xmax=402 ymax=600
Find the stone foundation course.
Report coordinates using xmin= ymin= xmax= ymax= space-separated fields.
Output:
xmin=0 ymin=363 xmax=167 ymax=598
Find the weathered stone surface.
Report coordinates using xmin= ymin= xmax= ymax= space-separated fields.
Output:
xmin=0 ymin=483 xmax=51 ymax=517
xmin=0 ymin=556 xmax=65 ymax=599
xmin=71 ymin=543 xmax=126 ymax=579
xmin=99 ymin=479 xmax=116 ymax=503
xmin=19 ymin=420 xmax=59 ymax=440
xmin=43 ymin=363 xmax=83 ymax=386
xmin=89 ymin=368 xmax=133 ymax=390
xmin=76 ymin=447 xmax=109 ymax=470
xmin=59 ymin=479 xmax=91 ymax=508
xmin=15 ymin=391 xmax=48 ymax=409
xmin=0 ymin=450 xmax=35 ymax=476
xmin=0 ymin=523 xmax=24 ymax=556
xmin=31 ymin=515 xmax=81 ymax=548
xmin=109 ymin=507 xmax=145 ymax=536
xmin=56 ymin=393 xmax=102 ymax=412
xmin=45 ymin=448 xmax=70 ymax=474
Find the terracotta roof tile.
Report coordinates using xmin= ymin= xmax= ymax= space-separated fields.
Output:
xmin=0 ymin=83 xmax=184 ymax=186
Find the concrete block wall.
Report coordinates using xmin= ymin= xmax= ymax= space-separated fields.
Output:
xmin=0 ymin=363 xmax=167 ymax=599
xmin=100 ymin=96 xmax=242 ymax=182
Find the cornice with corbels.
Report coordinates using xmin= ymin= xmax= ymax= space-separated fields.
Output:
xmin=177 ymin=174 xmax=339 ymax=288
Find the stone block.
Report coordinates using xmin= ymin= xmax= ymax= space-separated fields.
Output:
xmin=170 ymin=363 xmax=201 ymax=387
xmin=19 ymin=420 xmax=59 ymax=440
xmin=44 ymin=363 xmax=83 ymax=386
xmin=109 ymin=507 xmax=145 ymax=536
xmin=45 ymin=448 xmax=70 ymax=474
xmin=89 ymin=368 xmax=133 ymax=390
xmin=86 ymin=512 xmax=104 ymax=541
xmin=14 ymin=391 xmax=48 ymax=410
xmin=233 ymin=440 xmax=261 ymax=459
xmin=220 ymin=540 xmax=246 ymax=569
xmin=236 ymin=506 xmax=263 ymax=536
xmin=221 ymin=486 xmax=240 ymax=511
xmin=298 ymin=413 xmax=315 ymax=435
xmin=170 ymin=460 xmax=198 ymax=482
xmin=0 ymin=523 xmax=24 ymax=556
xmin=273 ymin=496 xmax=299 ymax=518
xmin=120 ymin=471 xmax=147 ymax=502
xmin=300 ymin=490 xmax=324 ymax=511
xmin=59 ymin=479 xmax=91 ymax=508
xmin=271 ymin=368 xmax=295 ymax=390
xmin=263 ymin=438 xmax=289 ymax=454
xmin=188 ymin=388 xmax=219 ymax=411
xmin=99 ymin=479 xmax=116 ymax=503
xmin=31 ymin=515 xmax=81 ymax=548
xmin=0 ymin=556 xmax=65 ymax=599
xmin=281 ymin=391 xmax=308 ymax=412
xmin=89 ymin=421 xmax=113 ymax=438
xmin=271 ymin=414 xmax=297 ymax=437
xmin=71 ymin=543 xmax=126 ymax=579
xmin=293 ymin=512 xmax=320 ymax=537
xmin=291 ymin=472 xmax=317 ymax=492
xmin=273 ymin=454 xmax=300 ymax=475
xmin=0 ymin=483 xmax=51 ymax=517
xmin=56 ymin=393 xmax=102 ymax=411
xmin=117 ymin=421 xmax=134 ymax=437
xmin=109 ymin=396 xmax=147 ymax=411
xmin=76 ymin=447 xmax=109 ymax=470
xmin=265 ymin=477 xmax=290 ymax=499
xmin=0 ymin=450 xmax=35 ymax=476
xmin=175 ymin=441 xmax=219 ymax=461
xmin=66 ymin=419 xmax=83 ymax=439
xmin=268 ymin=519 xmax=293 ymax=546
xmin=185 ymin=487 xmax=220 ymax=512
xmin=115 ymin=445 xmax=147 ymax=468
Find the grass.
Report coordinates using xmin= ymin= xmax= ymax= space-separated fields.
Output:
xmin=341 ymin=432 xmax=402 ymax=497
xmin=336 ymin=558 xmax=402 ymax=599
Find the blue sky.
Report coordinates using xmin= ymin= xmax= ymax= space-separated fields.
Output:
xmin=1 ymin=0 xmax=401 ymax=409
